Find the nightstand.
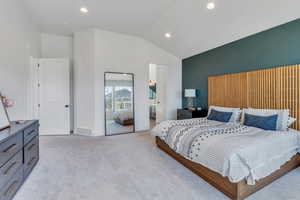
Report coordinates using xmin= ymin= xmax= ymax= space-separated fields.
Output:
xmin=177 ymin=109 xmax=208 ymax=120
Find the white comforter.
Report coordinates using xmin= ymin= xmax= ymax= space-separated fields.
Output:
xmin=113 ymin=110 xmax=133 ymax=122
xmin=151 ymin=118 xmax=224 ymax=138
xmin=152 ymin=119 xmax=300 ymax=185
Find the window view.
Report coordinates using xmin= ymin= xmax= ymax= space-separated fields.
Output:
xmin=105 ymin=86 xmax=132 ymax=112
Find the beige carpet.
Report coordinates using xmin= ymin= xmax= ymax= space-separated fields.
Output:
xmin=14 ymin=133 xmax=300 ymax=200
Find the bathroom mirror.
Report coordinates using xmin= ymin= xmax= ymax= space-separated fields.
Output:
xmin=104 ymin=72 xmax=135 ymax=136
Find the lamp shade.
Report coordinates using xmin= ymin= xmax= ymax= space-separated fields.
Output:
xmin=184 ymin=89 xmax=196 ymax=97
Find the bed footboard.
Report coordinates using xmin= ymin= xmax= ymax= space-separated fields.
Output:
xmin=156 ymin=136 xmax=300 ymax=200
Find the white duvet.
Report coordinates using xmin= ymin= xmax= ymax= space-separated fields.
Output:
xmin=113 ymin=110 xmax=133 ymax=121
xmin=152 ymin=118 xmax=300 ymax=185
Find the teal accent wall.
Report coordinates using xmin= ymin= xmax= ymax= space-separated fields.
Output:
xmin=182 ymin=19 xmax=300 ymax=109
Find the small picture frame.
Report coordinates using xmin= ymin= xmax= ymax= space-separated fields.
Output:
xmin=0 ymin=94 xmax=10 ymax=131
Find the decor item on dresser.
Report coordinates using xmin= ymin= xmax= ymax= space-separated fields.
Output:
xmin=0 ymin=94 xmax=10 ymax=131
xmin=184 ymin=89 xmax=196 ymax=110
xmin=177 ymin=108 xmax=207 ymax=120
xmin=0 ymin=120 xmax=39 ymax=200
xmin=1 ymin=94 xmax=14 ymax=108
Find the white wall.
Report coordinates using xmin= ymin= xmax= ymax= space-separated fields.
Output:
xmin=40 ymin=33 xmax=74 ymax=131
xmin=73 ymin=30 xmax=96 ymax=136
xmin=41 ymin=33 xmax=73 ymax=59
xmin=149 ymin=64 xmax=157 ymax=82
xmin=74 ymin=29 xmax=181 ymax=136
xmin=0 ymin=0 xmax=40 ymax=120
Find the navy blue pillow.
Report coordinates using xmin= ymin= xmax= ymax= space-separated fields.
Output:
xmin=244 ymin=113 xmax=278 ymax=130
xmin=207 ymin=109 xmax=233 ymax=122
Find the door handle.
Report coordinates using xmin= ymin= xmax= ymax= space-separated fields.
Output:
xmin=65 ymin=105 xmax=69 ymax=108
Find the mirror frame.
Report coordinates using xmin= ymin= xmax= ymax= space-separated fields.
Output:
xmin=104 ymin=72 xmax=135 ymax=136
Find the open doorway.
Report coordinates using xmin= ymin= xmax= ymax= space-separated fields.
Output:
xmin=149 ymin=64 xmax=167 ymax=129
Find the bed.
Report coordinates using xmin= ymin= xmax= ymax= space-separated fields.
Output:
xmin=156 ymin=136 xmax=300 ymax=200
xmin=113 ymin=110 xmax=134 ymax=126
xmin=152 ymin=119 xmax=300 ymax=200
xmin=152 ymin=64 xmax=300 ymax=200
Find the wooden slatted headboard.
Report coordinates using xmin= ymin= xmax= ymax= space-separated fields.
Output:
xmin=208 ymin=64 xmax=300 ymax=130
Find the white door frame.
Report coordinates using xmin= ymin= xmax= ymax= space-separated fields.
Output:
xmin=149 ymin=64 xmax=168 ymax=125
xmin=29 ymin=57 xmax=71 ymax=135
xmin=156 ymin=65 xmax=168 ymax=123
xmin=28 ymin=57 xmax=39 ymax=120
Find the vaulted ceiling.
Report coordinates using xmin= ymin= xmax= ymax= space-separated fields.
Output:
xmin=24 ymin=0 xmax=300 ymax=58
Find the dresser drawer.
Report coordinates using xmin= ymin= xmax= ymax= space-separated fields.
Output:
xmin=0 ymin=167 xmax=23 ymax=200
xmin=0 ymin=151 xmax=23 ymax=189
xmin=24 ymin=137 xmax=39 ymax=178
xmin=24 ymin=123 xmax=39 ymax=145
xmin=0 ymin=133 xmax=23 ymax=168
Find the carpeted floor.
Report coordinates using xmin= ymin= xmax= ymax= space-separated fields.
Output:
xmin=14 ymin=133 xmax=300 ymax=200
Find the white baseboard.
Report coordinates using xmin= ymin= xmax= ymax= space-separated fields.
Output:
xmin=75 ymin=128 xmax=93 ymax=136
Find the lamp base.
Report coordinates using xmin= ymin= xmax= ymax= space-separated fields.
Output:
xmin=187 ymin=97 xmax=194 ymax=110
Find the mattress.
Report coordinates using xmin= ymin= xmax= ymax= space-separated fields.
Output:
xmin=113 ymin=110 xmax=133 ymax=124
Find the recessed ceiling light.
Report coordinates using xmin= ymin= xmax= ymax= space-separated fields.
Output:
xmin=165 ymin=33 xmax=171 ymax=38
xmin=207 ymin=2 xmax=215 ymax=10
xmin=80 ymin=7 xmax=89 ymax=13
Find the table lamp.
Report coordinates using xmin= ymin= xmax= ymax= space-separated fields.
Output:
xmin=185 ymin=89 xmax=196 ymax=110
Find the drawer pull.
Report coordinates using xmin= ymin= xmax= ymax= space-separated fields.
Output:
xmin=28 ymin=157 xmax=36 ymax=166
xmin=4 ymin=180 xmax=19 ymax=196
xmin=27 ymin=143 xmax=36 ymax=151
xmin=27 ymin=129 xmax=36 ymax=136
xmin=4 ymin=161 xmax=17 ymax=175
xmin=3 ymin=144 xmax=17 ymax=153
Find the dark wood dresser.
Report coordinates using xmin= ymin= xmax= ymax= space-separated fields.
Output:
xmin=0 ymin=120 xmax=39 ymax=200
xmin=177 ymin=109 xmax=208 ymax=120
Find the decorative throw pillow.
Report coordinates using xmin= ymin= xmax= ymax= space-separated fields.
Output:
xmin=244 ymin=113 xmax=278 ymax=130
xmin=207 ymin=109 xmax=233 ymax=123
xmin=241 ymin=108 xmax=289 ymax=131
xmin=208 ymin=106 xmax=241 ymax=122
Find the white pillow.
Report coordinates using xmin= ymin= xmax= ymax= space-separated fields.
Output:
xmin=242 ymin=108 xmax=290 ymax=131
xmin=208 ymin=106 xmax=241 ymax=123
xmin=287 ymin=117 xmax=296 ymax=127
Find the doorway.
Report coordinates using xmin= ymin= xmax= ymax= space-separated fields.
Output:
xmin=33 ymin=58 xmax=71 ymax=135
xmin=149 ymin=64 xmax=167 ymax=128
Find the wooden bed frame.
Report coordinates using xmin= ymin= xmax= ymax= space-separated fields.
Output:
xmin=115 ymin=118 xmax=134 ymax=126
xmin=155 ymin=64 xmax=300 ymax=200
xmin=156 ymin=137 xmax=300 ymax=200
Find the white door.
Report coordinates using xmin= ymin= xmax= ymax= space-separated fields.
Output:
xmin=38 ymin=59 xmax=70 ymax=135
xmin=156 ymin=65 xmax=167 ymax=123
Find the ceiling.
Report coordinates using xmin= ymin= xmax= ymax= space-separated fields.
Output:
xmin=24 ymin=0 xmax=300 ymax=59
